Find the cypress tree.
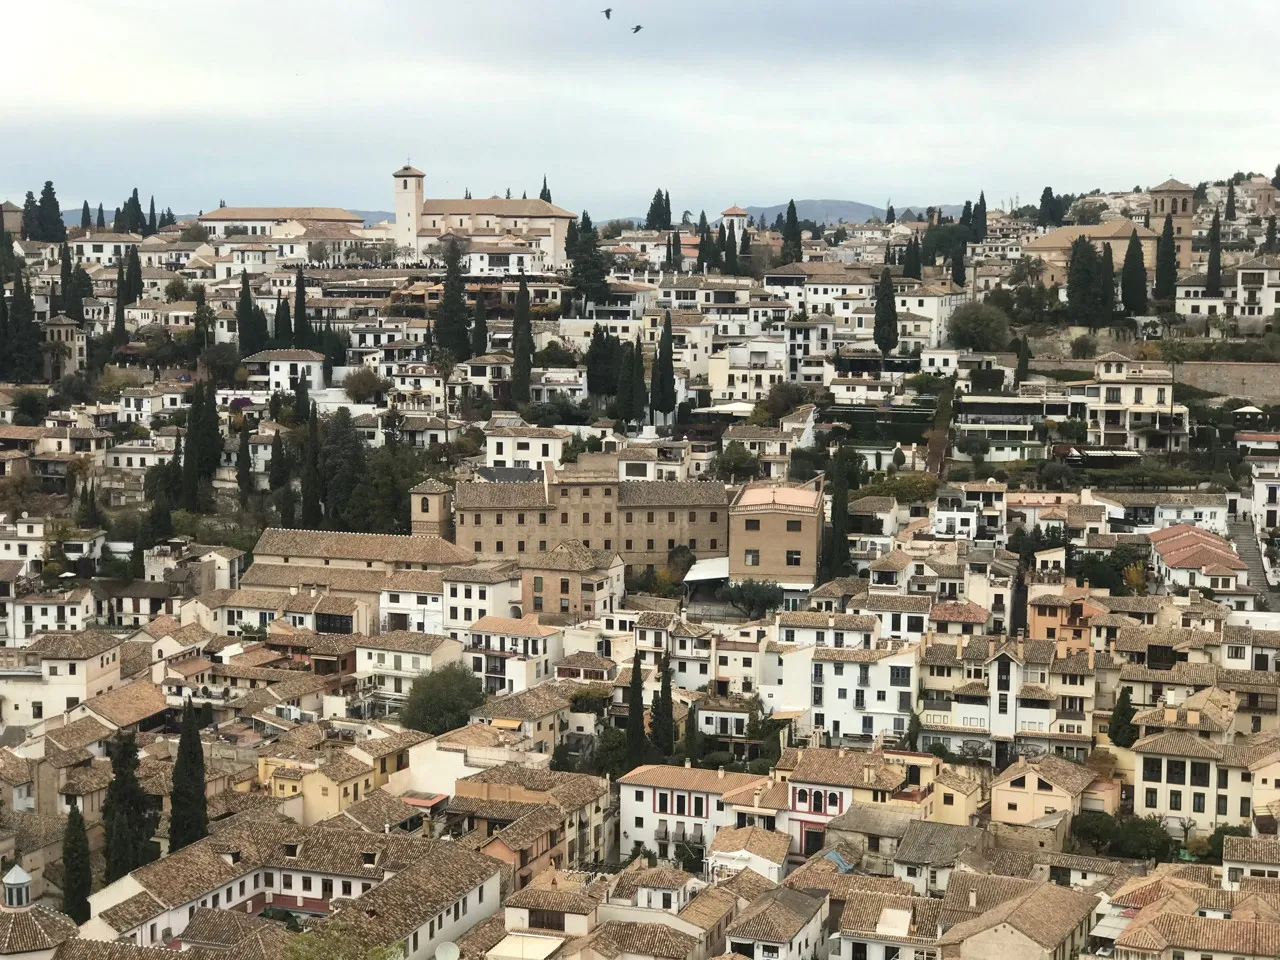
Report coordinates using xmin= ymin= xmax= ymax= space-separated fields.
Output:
xmin=237 ymin=271 xmax=265 ymax=355
xmin=1015 ymin=337 xmax=1031 ymax=385
xmin=103 ymin=734 xmax=156 ymax=881
xmin=80 ymin=202 xmax=91 ymax=230
xmin=972 ymin=191 xmax=988 ymax=240
xmin=666 ymin=231 xmax=678 ymax=268
xmin=1037 ymin=187 xmax=1060 ymax=227
xmin=125 ymin=245 xmax=143 ymax=305
xmin=38 ymin=181 xmax=65 ymax=242
xmin=1121 ymin=229 xmax=1148 ymax=316
xmin=1155 ymin=213 xmax=1177 ymax=300
xmin=539 ymin=176 xmax=551 ymax=203
xmin=275 ymin=295 xmax=292 ymax=345
xmin=626 ymin=653 xmax=647 ymax=768
xmin=111 ymin=207 xmax=121 ymax=231
xmin=301 ymin=403 xmax=323 ymax=528
xmin=435 ymin=238 xmax=470 ymax=361
xmin=20 ymin=192 xmax=38 ymax=240
xmin=59 ymin=244 xmax=72 ymax=316
xmin=781 ymin=200 xmax=802 ymax=263
xmin=886 ymin=204 xmax=896 ymax=224
xmin=236 ymin=420 xmax=254 ymax=505
xmin=294 ymin=373 xmax=309 ymax=424
xmin=650 ymin=310 xmax=676 ymax=423
xmin=645 ymin=189 xmax=666 ymax=231
xmin=1225 ymin=180 xmax=1237 ymax=221
xmin=616 ymin=341 xmax=636 ymax=423
xmin=650 ymin=651 xmax=674 ymax=755
xmin=1109 ymin=686 xmax=1138 ymax=747
xmin=293 ymin=266 xmax=313 ymax=347
xmin=950 ymin=248 xmax=966 ymax=286
xmin=570 ymin=211 xmax=608 ymax=305
xmin=0 ymin=289 xmax=9 ymax=381
xmin=268 ymin=432 xmax=289 ymax=490
xmin=61 ymin=805 xmax=91 ymax=923
xmin=113 ymin=259 xmax=128 ymax=344
xmin=147 ymin=196 xmax=157 ymax=236
xmin=1099 ymin=242 xmax=1116 ymax=322
xmin=663 ymin=190 xmax=672 ymax=229
xmin=470 ymin=291 xmax=489 ymax=357
xmin=512 ymin=277 xmax=533 ymax=404
xmin=629 ymin=335 xmax=646 ymax=423
xmin=181 ymin=390 xmax=203 ymax=512
xmin=169 ymin=700 xmax=208 ymax=853
xmin=873 ymin=268 xmax=898 ymax=365
xmin=1206 ymin=210 xmax=1222 ymax=296
xmin=8 ymin=272 xmax=42 ymax=383
xmin=1268 ymin=216 xmax=1277 ymax=253
xmin=1067 ymin=236 xmax=1102 ymax=330
xmin=684 ymin=702 xmax=700 ymax=762
xmin=724 ymin=222 xmax=738 ymax=275
xmin=95 ymin=204 xmax=105 ymax=230
xmin=740 ymin=225 xmax=750 ymax=259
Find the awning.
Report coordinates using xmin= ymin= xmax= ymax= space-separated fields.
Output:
xmin=692 ymin=401 xmax=756 ymax=417
xmin=489 ymin=717 xmax=523 ymax=730
xmin=684 ymin=556 xmax=730 ymax=583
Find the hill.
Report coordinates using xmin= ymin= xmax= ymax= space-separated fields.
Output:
xmin=744 ymin=199 xmax=964 ymax=226
xmin=60 ymin=208 xmax=395 ymax=228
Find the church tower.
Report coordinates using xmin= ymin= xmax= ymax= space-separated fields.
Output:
xmin=393 ymin=163 xmax=424 ymax=256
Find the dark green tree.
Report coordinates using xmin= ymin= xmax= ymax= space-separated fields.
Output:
xmin=629 ymin=335 xmax=646 ymax=423
xmin=401 ymin=662 xmax=485 ymax=734
xmin=902 ymin=237 xmax=921 ymax=280
xmin=873 ymin=268 xmax=898 ymax=363
xmin=293 ymin=374 xmax=309 ymax=426
xmin=826 ymin=451 xmax=850 ymax=579
xmin=645 ymin=189 xmax=668 ymax=230
xmin=320 ymin=407 xmax=367 ymax=529
xmin=512 ymin=277 xmax=533 ymax=404
xmin=781 ymin=200 xmax=803 ymax=263
xmin=683 ymin=703 xmax=701 ymax=762
xmin=1225 ymin=179 xmax=1236 ymax=221
xmin=626 ymin=653 xmax=648 ymax=769
xmin=539 ymin=176 xmax=552 ymax=203
xmin=570 ymin=211 xmax=609 ymax=305
xmin=950 ymin=248 xmax=966 ymax=286
xmin=1268 ymin=216 xmax=1277 ymax=253
xmin=650 ymin=651 xmax=674 ymax=755
xmin=103 ymin=734 xmax=157 ymax=881
xmin=435 ymin=238 xmax=471 ymax=361
xmin=1067 ymin=236 xmax=1104 ymax=331
xmin=268 ymin=432 xmax=289 ymax=490
xmin=95 ymin=204 xmax=105 ymax=230
xmin=470 ymin=291 xmax=489 ymax=356
xmin=723 ymin=222 xmax=739 ymax=275
xmin=300 ymin=403 xmax=323 ymax=528
xmin=293 ymin=266 xmax=313 ymax=347
xmin=1206 ymin=210 xmax=1222 ymax=297
xmin=1037 ymin=186 xmax=1062 ymax=227
xmin=125 ymin=245 xmax=143 ymax=305
xmin=615 ymin=340 xmax=636 ymax=423
xmin=275 ymin=295 xmax=292 ymax=346
xmin=1099 ymin=242 xmax=1116 ymax=320
xmin=146 ymin=196 xmax=157 ymax=236
xmin=650 ymin=311 xmax=676 ymax=422
xmin=1109 ymin=686 xmax=1138 ymax=747
xmin=20 ymin=192 xmax=38 ymax=240
xmin=1154 ymin=213 xmax=1177 ymax=300
xmin=169 ymin=699 xmax=208 ymax=852
xmin=7 ymin=272 xmax=42 ymax=383
xmin=972 ymin=191 xmax=988 ymax=240
xmin=1120 ymin=229 xmax=1148 ymax=316
xmin=80 ymin=202 xmax=91 ymax=230
xmin=38 ymin=181 xmax=66 ymax=242
xmin=1015 ymin=337 xmax=1031 ymax=385
xmin=61 ymin=805 xmax=91 ymax=923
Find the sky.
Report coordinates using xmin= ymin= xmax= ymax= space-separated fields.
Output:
xmin=7 ymin=0 xmax=1280 ymax=222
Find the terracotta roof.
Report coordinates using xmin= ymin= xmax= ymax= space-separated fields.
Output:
xmin=583 ymin=920 xmax=699 ymax=960
xmin=992 ymin=754 xmax=1097 ymax=796
xmin=82 ymin=681 xmax=169 ymax=728
xmin=726 ymin=887 xmax=824 ymax=943
xmin=938 ymin=882 xmax=1098 ymax=949
xmin=252 ymin=527 xmax=474 ymax=566
xmin=709 ymin=826 xmax=791 ymax=864
xmin=620 ymin=765 xmax=768 ymax=795
xmin=1225 ymin=835 xmax=1280 ymax=866
xmin=719 ymin=867 xmax=778 ymax=901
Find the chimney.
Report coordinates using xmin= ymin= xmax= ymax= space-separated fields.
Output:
xmin=1189 ymin=589 xmax=1202 ymax=602
xmin=717 ymin=766 xmax=725 ymax=779
xmin=955 ymin=636 xmax=963 ymax=659
xmin=969 ymin=888 xmax=977 ymax=909
xmin=684 ymin=758 xmax=691 ymax=768
xmin=753 ymin=787 xmax=763 ymax=807
xmin=1087 ymin=647 xmax=1095 ymax=670
xmin=839 ymin=748 xmax=847 ymax=759
xmin=987 ymin=638 xmax=995 ymax=658
xmin=864 ymin=765 xmax=873 ymax=784
xmin=1016 ymin=638 xmax=1024 ymax=660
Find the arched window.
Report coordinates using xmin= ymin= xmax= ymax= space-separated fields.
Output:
xmin=420 ymin=497 xmax=430 ymax=512
xmin=796 ymin=789 xmax=808 ymax=805
xmin=812 ymin=792 xmax=823 ymax=812
xmin=829 ymin=792 xmax=840 ymax=809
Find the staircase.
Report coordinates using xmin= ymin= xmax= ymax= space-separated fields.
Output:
xmin=1230 ymin=519 xmax=1276 ymax=594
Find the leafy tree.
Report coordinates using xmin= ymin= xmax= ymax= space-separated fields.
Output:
xmin=1154 ymin=213 xmax=1177 ymax=300
xmin=61 ymin=805 xmax=91 ymax=923
xmin=320 ymin=407 xmax=367 ymax=530
xmin=781 ymin=200 xmax=803 ymax=264
xmin=1109 ymin=686 xmax=1138 ymax=747
xmin=7 ymin=272 xmax=43 ymax=382
xmin=1067 ymin=236 xmax=1104 ymax=330
xmin=343 ymin=367 xmax=390 ymax=404
xmin=103 ymin=734 xmax=157 ymax=881
xmin=1037 ymin=186 xmax=1062 ymax=227
xmin=626 ymin=654 xmax=648 ymax=769
xmin=470 ymin=292 xmax=489 ymax=356
xmin=571 ymin=211 xmax=609 ymax=305
xmin=1111 ymin=816 xmax=1175 ymax=862
xmin=300 ymin=403 xmax=323 ymax=528
xmin=1071 ymin=334 xmax=1097 ymax=359
xmin=400 ymin=661 xmax=485 ymax=735
xmin=873 ymin=267 xmax=898 ymax=361
xmin=948 ymin=301 xmax=1010 ymax=351
xmin=1206 ymin=210 xmax=1222 ymax=297
xmin=1070 ymin=809 xmax=1117 ymax=853
xmin=236 ymin=420 xmax=254 ymax=506
xmin=346 ymin=444 xmax=420 ymax=535
xmin=1207 ymin=824 xmax=1250 ymax=862
xmin=956 ymin=436 xmax=990 ymax=472
xmin=512 ymin=278 xmax=533 ymax=404
xmin=711 ymin=441 xmax=760 ymax=483
xmin=716 ymin=580 xmax=785 ymax=619
xmin=1121 ymin=229 xmax=1148 ymax=316
xmin=645 ymin=189 xmax=669 ymax=230
xmin=169 ymin=699 xmax=208 ymax=852
xmin=38 ymin=181 xmax=66 ymax=242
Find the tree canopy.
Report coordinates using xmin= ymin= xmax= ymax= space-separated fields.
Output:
xmin=400 ymin=662 xmax=485 ymax=735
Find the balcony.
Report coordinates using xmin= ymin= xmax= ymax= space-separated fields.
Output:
xmin=922 ymin=698 xmax=952 ymax=712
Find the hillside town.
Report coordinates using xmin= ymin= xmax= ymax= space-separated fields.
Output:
xmin=7 ymin=155 xmax=1280 ymax=960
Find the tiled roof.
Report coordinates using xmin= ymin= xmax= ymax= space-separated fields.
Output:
xmin=620 ymin=765 xmax=768 ymax=795
xmin=82 ymin=680 xmax=169 ymax=728
xmin=678 ymin=887 xmax=738 ymax=931
xmin=938 ymin=882 xmax=1099 ymax=950
xmin=785 ymin=747 xmax=905 ymax=791
xmin=0 ymin=903 xmax=78 ymax=953
xmin=840 ymin=893 xmax=942 ymax=945
xmin=99 ymin=889 xmax=167 ymax=933
xmin=1225 ymin=835 xmax=1280 ymax=866
xmin=584 ymin=920 xmax=699 ymax=960
xmin=616 ymin=482 xmax=730 ymax=507
xmin=473 ymin=681 xmax=574 ymax=721
xmin=709 ymin=826 xmax=791 ymax=864
xmin=26 ymin=630 xmax=121 ymax=659
xmin=356 ymin=631 xmax=454 ymax=656
xmin=726 ymin=887 xmax=824 ymax=943
xmin=718 ymin=867 xmax=778 ymax=901
xmin=992 ymin=754 xmax=1096 ymax=795
xmin=894 ymin=821 xmax=987 ymax=865
xmin=252 ymin=527 xmax=474 ymax=565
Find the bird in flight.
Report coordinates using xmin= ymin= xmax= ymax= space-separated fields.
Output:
xmin=631 ymin=24 xmax=643 ymax=33
xmin=601 ymin=7 xmax=611 ymax=17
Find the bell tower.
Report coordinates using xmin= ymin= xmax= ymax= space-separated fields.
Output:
xmin=411 ymin=478 xmax=453 ymax=539
xmin=393 ymin=163 xmax=424 ymax=256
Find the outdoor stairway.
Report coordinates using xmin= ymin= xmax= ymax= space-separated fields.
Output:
xmin=1230 ymin=519 xmax=1276 ymax=594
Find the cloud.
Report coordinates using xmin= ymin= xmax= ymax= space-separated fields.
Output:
xmin=6 ymin=0 xmax=1280 ymax=219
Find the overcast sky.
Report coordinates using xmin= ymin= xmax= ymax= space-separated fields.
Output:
xmin=6 ymin=0 xmax=1279 ymax=221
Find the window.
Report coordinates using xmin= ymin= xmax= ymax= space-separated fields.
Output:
xmin=786 ymin=520 xmax=802 ymax=532
xmin=745 ymin=519 xmax=760 ymax=531
xmin=744 ymin=549 xmax=759 ymax=566
xmin=785 ymin=550 xmax=801 ymax=566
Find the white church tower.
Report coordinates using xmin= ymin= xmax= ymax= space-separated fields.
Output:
xmin=393 ymin=163 xmax=424 ymax=255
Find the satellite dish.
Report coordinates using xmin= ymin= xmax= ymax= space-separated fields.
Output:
xmin=437 ymin=943 xmax=460 ymax=960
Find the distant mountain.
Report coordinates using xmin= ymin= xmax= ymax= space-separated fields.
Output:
xmin=743 ymin=199 xmax=965 ymax=226
xmin=60 ymin=208 xmax=395 ymax=228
